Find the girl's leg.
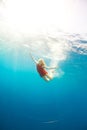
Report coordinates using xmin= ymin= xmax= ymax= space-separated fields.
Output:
xmin=43 ymin=76 xmax=50 ymax=82
xmin=43 ymin=73 xmax=53 ymax=82
xmin=46 ymin=74 xmax=53 ymax=80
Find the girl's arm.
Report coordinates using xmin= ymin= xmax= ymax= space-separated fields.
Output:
xmin=29 ymin=52 xmax=38 ymax=64
xmin=44 ymin=66 xmax=58 ymax=69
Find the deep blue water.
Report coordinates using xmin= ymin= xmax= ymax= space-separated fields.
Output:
xmin=0 ymin=46 xmax=87 ymax=130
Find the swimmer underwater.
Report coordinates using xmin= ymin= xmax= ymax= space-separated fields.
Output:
xmin=30 ymin=53 xmax=57 ymax=82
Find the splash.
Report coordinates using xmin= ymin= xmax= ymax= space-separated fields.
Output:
xmin=21 ymin=33 xmax=69 ymax=78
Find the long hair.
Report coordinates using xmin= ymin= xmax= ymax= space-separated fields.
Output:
xmin=38 ymin=58 xmax=46 ymax=67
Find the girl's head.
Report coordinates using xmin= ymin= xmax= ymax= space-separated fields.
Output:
xmin=38 ymin=58 xmax=46 ymax=66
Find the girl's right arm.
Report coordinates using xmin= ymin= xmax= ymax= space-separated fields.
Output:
xmin=29 ymin=52 xmax=38 ymax=64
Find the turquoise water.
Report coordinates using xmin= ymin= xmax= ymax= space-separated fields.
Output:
xmin=0 ymin=38 xmax=87 ymax=130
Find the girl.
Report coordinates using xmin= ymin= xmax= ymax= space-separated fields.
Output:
xmin=30 ymin=53 xmax=57 ymax=81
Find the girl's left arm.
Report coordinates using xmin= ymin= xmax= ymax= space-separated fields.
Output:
xmin=44 ymin=66 xmax=58 ymax=69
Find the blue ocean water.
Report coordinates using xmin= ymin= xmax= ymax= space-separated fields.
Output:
xmin=0 ymin=40 xmax=87 ymax=130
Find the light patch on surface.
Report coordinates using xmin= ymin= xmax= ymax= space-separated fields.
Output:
xmin=0 ymin=0 xmax=87 ymax=35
